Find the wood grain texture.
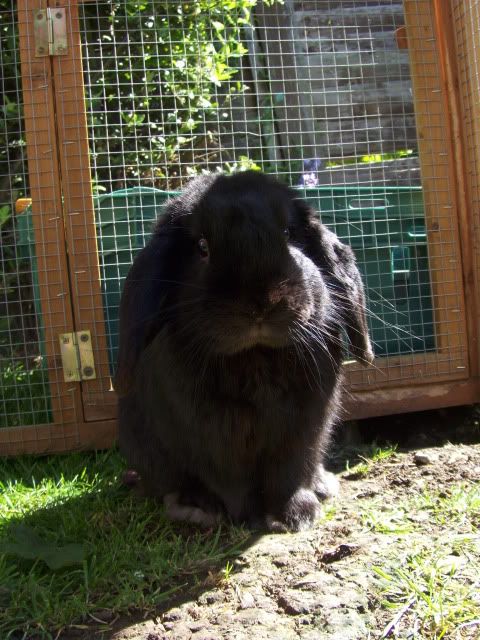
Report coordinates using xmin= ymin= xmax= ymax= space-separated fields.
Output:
xmin=399 ymin=0 xmax=468 ymax=370
xmin=50 ymin=0 xmax=116 ymax=422
xmin=15 ymin=0 xmax=82 ymax=437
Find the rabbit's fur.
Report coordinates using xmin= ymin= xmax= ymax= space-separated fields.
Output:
xmin=115 ymin=172 xmax=373 ymax=531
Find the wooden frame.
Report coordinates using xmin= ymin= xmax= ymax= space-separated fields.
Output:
xmin=51 ymin=0 xmax=116 ymax=422
xmin=2 ymin=0 xmax=480 ymax=457
xmin=343 ymin=0 xmax=475 ymax=393
xmin=7 ymin=0 xmax=83 ymax=453
xmin=3 ymin=375 xmax=478 ymax=456
xmin=405 ymin=0 xmax=468 ymax=360
xmin=432 ymin=0 xmax=479 ymax=379
xmin=450 ymin=0 xmax=480 ymax=377
xmin=0 ymin=421 xmax=116 ymax=457
xmin=343 ymin=378 xmax=480 ymax=420
xmin=253 ymin=0 xmax=471 ymax=393
xmin=0 ymin=1 xmax=116 ymax=455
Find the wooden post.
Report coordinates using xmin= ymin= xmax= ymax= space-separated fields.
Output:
xmin=431 ymin=0 xmax=479 ymax=379
xmin=402 ymin=0 xmax=469 ymax=374
xmin=450 ymin=0 xmax=480 ymax=378
xmin=49 ymin=0 xmax=117 ymax=422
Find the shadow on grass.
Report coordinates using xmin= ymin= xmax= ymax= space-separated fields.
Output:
xmin=0 ymin=450 xmax=260 ymax=640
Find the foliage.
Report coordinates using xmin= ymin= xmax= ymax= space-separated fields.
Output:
xmin=81 ymin=0 xmax=273 ymax=191
xmin=0 ymin=362 xmax=52 ymax=428
xmin=345 ymin=443 xmax=398 ymax=479
xmin=0 ymin=2 xmax=27 ymax=210
xmin=326 ymin=149 xmax=415 ymax=169
xmin=1 ymin=1 xmax=40 ymax=372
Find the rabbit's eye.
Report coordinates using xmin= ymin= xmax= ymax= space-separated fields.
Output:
xmin=198 ymin=237 xmax=209 ymax=258
xmin=283 ymin=228 xmax=290 ymax=240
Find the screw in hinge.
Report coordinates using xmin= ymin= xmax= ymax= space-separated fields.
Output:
xmin=36 ymin=12 xmax=43 ymax=20
xmin=80 ymin=333 xmax=89 ymax=342
xmin=55 ymin=11 xmax=63 ymax=19
xmin=83 ymin=366 xmax=94 ymax=377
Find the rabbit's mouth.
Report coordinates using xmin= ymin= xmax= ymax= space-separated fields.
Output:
xmin=207 ymin=293 xmax=319 ymax=355
xmin=248 ymin=321 xmax=287 ymax=348
xmin=215 ymin=320 xmax=293 ymax=355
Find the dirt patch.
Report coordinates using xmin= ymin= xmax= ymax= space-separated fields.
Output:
xmin=61 ymin=411 xmax=480 ymax=640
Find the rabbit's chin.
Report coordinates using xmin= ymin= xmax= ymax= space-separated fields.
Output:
xmin=214 ymin=322 xmax=293 ymax=355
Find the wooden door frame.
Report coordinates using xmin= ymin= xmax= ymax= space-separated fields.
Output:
xmin=50 ymin=0 xmax=116 ymax=422
xmin=0 ymin=0 xmax=115 ymax=455
xmin=0 ymin=0 xmax=82 ymax=455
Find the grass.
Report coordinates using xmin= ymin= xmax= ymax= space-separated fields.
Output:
xmin=344 ymin=443 xmax=398 ymax=478
xmin=338 ymin=443 xmax=480 ymax=637
xmin=371 ymin=483 xmax=480 ymax=639
xmin=1 ymin=442 xmax=479 ymax=639
xmin=0 ymin=450 xmax=250 ymax=639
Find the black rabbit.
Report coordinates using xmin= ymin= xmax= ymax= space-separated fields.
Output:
xmin=115 ymin=172 xmax=373 ymax=532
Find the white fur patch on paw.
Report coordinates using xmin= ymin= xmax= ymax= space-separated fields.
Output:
xmin=313 ymin=468 xmax=340 ymax=499
xmin=265 ymin=515 xmax=289 ymax=534
xmin=163 ymin=492 xmax=222 ymax=527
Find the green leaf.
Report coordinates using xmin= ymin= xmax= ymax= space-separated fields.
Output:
xmin=0 ymin=525 xmax=85 ymax=570
xmin=0 ymin=205 xmax=11 ymax=228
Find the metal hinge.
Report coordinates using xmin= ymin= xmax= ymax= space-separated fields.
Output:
xmin=34 ymin=8 xmax=68 ymax=57
xmin=59 ymin=331 xmax=96 ymax=382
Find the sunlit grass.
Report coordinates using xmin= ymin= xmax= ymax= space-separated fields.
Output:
xmin=344 ymin=443 xmax=398 ymax=478
xmin=372 ymin=483 xmax=480 ymax=639
xmin=0 ymin=450 xmax=250 ymax=639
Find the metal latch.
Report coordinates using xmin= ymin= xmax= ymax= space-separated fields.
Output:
xmin=34 ymin=8 xmax=68 ymax=57
xmin=59 ymin=331 xmax=96 ymax=382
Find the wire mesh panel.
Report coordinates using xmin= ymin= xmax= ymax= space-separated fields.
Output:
xmin=72 ymin=0 xmax=468 ymax=400
xmin=0 ymin=4 xmax=43 ymax=429
xmin=0 ymin=1 xmax=81 ymax=453
xmin=0 ymin=0 xmax=474 ymax=446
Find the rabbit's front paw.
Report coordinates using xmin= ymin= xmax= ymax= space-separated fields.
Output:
xmin=164 ymin=492 xmax=223 ymax=528
xmin=266 ymin=488 xmax=320 ymax=533
xmin=312 ymin=466 xmax=340 ymax=500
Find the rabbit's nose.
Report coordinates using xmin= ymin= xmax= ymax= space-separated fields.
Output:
xmin=250 ymin=307 xmax=265 ymax=323
xmin=252 ymin=300 xmax=281 ymax=323
xmin=250 ymin=285 xmax=287 ymax=320
xmin=268 ymin=288 xmax=284 ymax=306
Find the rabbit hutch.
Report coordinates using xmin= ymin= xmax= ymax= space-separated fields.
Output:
xmin=1 ymin=0 xmax=480 ymax=455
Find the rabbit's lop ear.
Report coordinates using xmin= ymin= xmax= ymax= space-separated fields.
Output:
xmin=295 ymin=199 xmax=374 ymax=365
xmin=114 ymin=217 xmax=181 ymax=396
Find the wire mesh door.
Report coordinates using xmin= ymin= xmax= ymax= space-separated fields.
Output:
xmin=0 ymin=1 xmax=82 ymax=453
xmin=0 ymin=0 xmax=475 ymax=452
xmin=70 ymin=0 xmax=469 ymax=411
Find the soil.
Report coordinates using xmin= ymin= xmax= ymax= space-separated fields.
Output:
xmin=70 ymin=407 xmax=480 ymax=640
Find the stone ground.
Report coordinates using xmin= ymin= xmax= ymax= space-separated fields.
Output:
xmin=74 ymin=407 xmax=480 ymax=640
